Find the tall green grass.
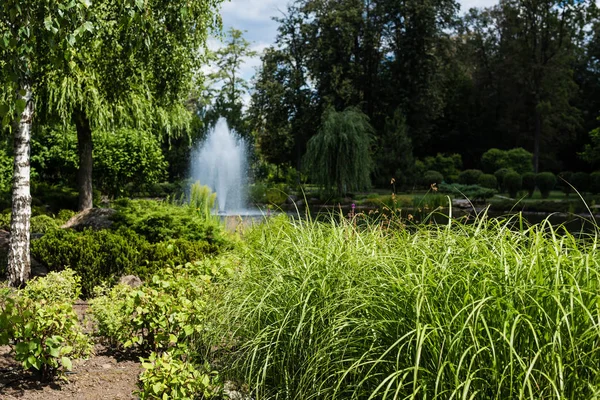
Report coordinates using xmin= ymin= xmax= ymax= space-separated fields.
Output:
xmin=216 ymin=213 xmax=600 ymax=399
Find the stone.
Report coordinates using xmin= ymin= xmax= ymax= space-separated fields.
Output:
xmin=61 ymin=208 xmax=117 ymax=231
xmin=119 ymin=275 xmax=143 ymax=288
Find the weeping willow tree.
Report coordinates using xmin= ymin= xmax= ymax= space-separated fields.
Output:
xmin=304 ymin=107 xmax=374 ymax=195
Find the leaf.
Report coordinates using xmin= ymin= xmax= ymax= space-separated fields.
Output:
xmin=61 ymin=356 xmax=72 ymax=370
xmin=83 ymin=21 xmax=94 ymax=33
xmin=27 ymin=355 xmax=40 ymax=370
xmin=135 ymin=0 xmax=144 ymax=9
xmin=15 ymin=99 xmax=26 ymax=114
xmin=79 ymin=0 xmax=92 ymax=8
xmin=152 ymin=382 xmax=163 ymax=394
xmin=44 ymin=17 xmax=53 ymax=32
xmin=0 ymin=104 xmax=9 ymax=117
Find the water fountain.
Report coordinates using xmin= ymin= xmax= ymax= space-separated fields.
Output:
xmin=190 ymin=118 xmax=248 ymax=214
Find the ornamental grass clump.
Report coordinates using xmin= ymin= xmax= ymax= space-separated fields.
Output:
xmin=217 ymin=213 xmax=600 ymax=399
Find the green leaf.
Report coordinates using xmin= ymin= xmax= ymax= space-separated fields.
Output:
xmin=79 ymin=0 xmax=92 ymax=8
xmin=135 ymin=0 xmax=144 ymax=10
xmin=28 ymin=355 xmax=40 ymax=370
xmin=44 ymin=17 xmax=53 ymax=32
xmin=152 ymin=382 xmax=163 ymax=394
xmin=0 ymin=104 xmax=9 ymax=117
xmin=15 ymin=99 xmax=26 ymax=114
xmin=61 ymin=356 xmax=72 ymax=370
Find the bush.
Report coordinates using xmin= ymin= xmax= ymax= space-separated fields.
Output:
xmin=31 ymin=214 xmax=60 ymax=233
xmin=438 ymin=183 xmax=496 ymax=200
xmin=0 ymin=270 xmax=92 ymax=380
xmin=558 ymin=171 xmax=574 ymax=196
xmin=571 ymin=172 xmax=590 ymax=193
xmin=535 ymin=172 xmax=557 ymax=199
xmin=477 ymin=174 xmax=497 ymax=190
xmin=522 ymin=172 xmax=536 ymax=197
xmin=458 ymin=169 xmax=483 ymax=185
xmin=422 ymin=170 xmax=444 ymax=187
xmin=590 ymin=172 xmax=600 ymax=194
xmin=503 ymin=171 xmax=522 ymax=198
xmin=111 ymin=199 xmax=227 ymax=248
xmin=481 ymin=148 xmax=533 ymax=174
xmin=494 ymin=168 xmax=513 ymax=192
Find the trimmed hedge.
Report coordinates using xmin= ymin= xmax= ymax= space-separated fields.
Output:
xmin=503 ymin=171 xmax=522 ymax=198
xmin=522 ymin=173 xmax=536 ymax=198
xmin=535 ymin=172 xmax=556 ymax=199
xmin=458 ymin=169 xmax=483 ymax=185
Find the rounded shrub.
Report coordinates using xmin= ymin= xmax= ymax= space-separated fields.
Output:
xmin=458 ymin=169 xmax=483 ymax=185
xmin=477 ymin=174 xmax=498 ymax=190
xmin=558 ymin=171 xmax=574 ymax=196
xmin=494 ymin=168 xmax=513 ymax=192
xmin=535 ymin=172 xmax=557 ymax=199
xmin=571 ymin=172 xmax=590 ymax=193
xmin=522 ymin=172 xmax=536 ymax=198
xmin=422 ymin=170 xmax=444 ymax=187
xmin=589 ymin=172 xmax=600 ymax=194
xmin=503 ymin=171 xmax=522 ymax=198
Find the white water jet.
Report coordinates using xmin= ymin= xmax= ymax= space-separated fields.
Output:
xmin=190 ymin=118 xmax=248 ymax=213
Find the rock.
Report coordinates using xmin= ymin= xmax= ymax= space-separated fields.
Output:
xmin=286 ymin=195 xmax=299 ymax=204
xmin=223 ymin=382 xmax=253 ymax=400
xmin=61 ymin=208 xmax=117 ymax=231
xmin=31 ymin=258 xmax=48 ymax=277
xmin=119 ymin=275 xmax=142 ymax=288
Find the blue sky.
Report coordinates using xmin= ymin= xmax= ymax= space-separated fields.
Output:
xmin=213 ymin=0 xmax=499 ymax=100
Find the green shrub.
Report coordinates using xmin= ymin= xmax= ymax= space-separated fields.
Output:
xmin=503 ymin=171 xmax=522 ymax=198
xmin=31 ymin=183 xmax=79 ymax=213
xmin=559 ymin=171 xmax=574 ymax=195
xmin=31 ymin=228 xmax=148 ymax=298
xmin=522 ymin=172 xmax=537 ymax=197
xmin=494 ymin=168 xmax=513 ymax=192
xmin=477 ymin=174 xmax=497 ymax=190
xmin=571 ymin=172 xmax=590 ymax=193
xmin=481 ymin=148 xmax=533 ymax=174
xmin=111 ymin=199 xmax=227 ymax=247
xmin=438 ymin=183 xmax=496 ymax=200
xmin=30 ymin=215 xmax=59 ymax=233
xmin=137 ymin=351 xmax=221 ymax=399
xmin=0 ymin=147 xmax=13 ymax=192
xmin=458 ymin=169 xmax=483 ymax=185
xmin=0 ymin=270 xmax=92 ymax=380
xmin=418 ymin=153 xmax=462 ymax=180
xmin=535 ymin=172 xmax=557 ymax=198
xmin=590 ymin=172 xmax=600 ymax=194
xmin=422 ymin=170 xmax=444 ymax=187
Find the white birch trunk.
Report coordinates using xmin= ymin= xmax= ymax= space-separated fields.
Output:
xmin=7 ymin=86 xmax=33 ymax=287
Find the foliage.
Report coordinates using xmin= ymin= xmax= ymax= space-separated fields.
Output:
xmin=503 ymin=171 xmax=523 ymax=198
xmin=458 ymin=169 xmax=483 ymax=185
xmin=31 ymin=228 xmax=147 ymax=298
xmin=111 ymin=199 xmax=227 ymax=247
xmin=535 ymin=172 xmax=557 ymax=198
xmin=571 ymin=172 xmax=590 ymax=193
xmin=422 ymin=170 xmax=444 ymax=187
xmin=304 ymin=107 xmax=374 ymax=195
xmin=189 ymin=182 xmax=217 ymax=220
xmin=374 ymin=109 xmax=414 ymax=187
xmin=138 ymin=351 xmax=221 ymax=399
xmin=30 ymin=215 xmax=59 ymax=234
xmin=481 ymin=148 xmax=533 ymax=174
xmin=438 ymin=183 xmax=496 ymax=200
xmin=494 ymin=168 xmax=514 ymax=192
xmin=93 ymin=129 xmax=168 ymax=198
xmin=418 ymin=153 xmax=462 ymax=183
xmin=216 ymin=214 xmax=600 ymax=399
xmin=0 ymin=270 xmax=92 ymax=380
xmin=590 ymin=171 xmax=600 ymax=194
xmin=477 ymin=173 xmax=497 ymax=190
xmin=522 ymin=172 xmax=537 ymax=197
xmin=0 ymin=147 xmax=13 ymax=192
xmin=31 ymin=183 xmax=79 ymax=213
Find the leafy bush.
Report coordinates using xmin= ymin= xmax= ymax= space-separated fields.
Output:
xmin=477 ymin=174 xmax=497 ymax=190
xmin=438 ymin=183 xmax=496 ymax=200
xmin=0 ymin=270 xmax=92 ymax=380
xmin=31 ymin=183 xmax=79 ymax=213
xmin=422 ymin=170 xmax=444 ymax=187
xmin=522 ymin=172 xmax=536 ymax=197
xmin=111 ymin=199 xmax=227 ymax=248
xmin=31 ymin=228 xmax=148 ymax=298
xmin=137 ymin=351 xmax=221 ymax=399
xmin=418 ymin=153 xmax=462 ymax=182
xmin=481 ymin=148 xmax=533 ymax=174
xmin=503 ymin=171 xmax=522 ymax=198
xmin=571 ymin=172 xmax=590 ymax=193
xmin=30 ymin=215 xmax=60 ymax=233
xmin=535 ymin=172 xmax=557 ymax=198
xmin=458 ymin=169 xmax=483 ymax=185
xmin=494 ymin=168 xmax=514 ymax=192
xmin=0 ymin=147 xmax=13 ymax=192
xmin=590 ymin=172 xmax=600 ymax=194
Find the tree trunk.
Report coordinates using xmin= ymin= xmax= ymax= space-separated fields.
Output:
xmin=75 ymin=111 xmax=93 ymax=210
xmin=7 ymin=86 xmax=34 ymax=287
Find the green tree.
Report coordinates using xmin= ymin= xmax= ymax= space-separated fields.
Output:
xmin=304 ymin=107 xmax=374 ymax=195
xmin=202 ymin=28 xmax=256 ymax=138
xmin=374 ymin=109 xmax=414 ymax=187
